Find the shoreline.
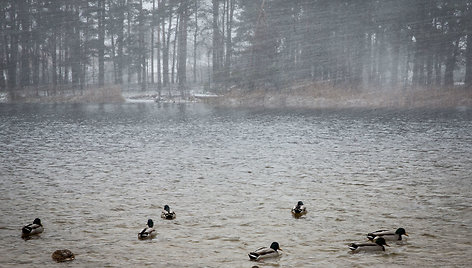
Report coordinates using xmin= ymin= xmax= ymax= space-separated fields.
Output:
xmin=208 ymin=85 xmax=472 ymax=110
xmin=1 ymin=86 xmax=126 ymax=104
xmin=2 ymin=84 xmax=472 ymax=110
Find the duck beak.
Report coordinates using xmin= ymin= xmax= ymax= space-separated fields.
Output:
xmin=279 ymin=248 xmax=283 ymax=251
xmin=385 ymin=243 xmax=390 ymax=247
xmin=405 ymin=233 xmax=409 ymax=236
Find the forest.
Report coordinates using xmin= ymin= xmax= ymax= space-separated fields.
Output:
xmin=0 ymin=0 xmax=471 ymax=100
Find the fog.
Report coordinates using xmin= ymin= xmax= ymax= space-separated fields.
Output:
xmin=2 ymin=1 xmax=472 ymax=266
xmin=0 ymin=0 xmax=471 ymax=104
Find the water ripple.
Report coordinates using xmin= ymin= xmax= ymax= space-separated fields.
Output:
xmin=0 ymin=104 xmax=471 ymax=267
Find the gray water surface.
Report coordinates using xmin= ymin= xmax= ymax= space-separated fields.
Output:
xmin=1 ymin=103 xmax=471 ymax=267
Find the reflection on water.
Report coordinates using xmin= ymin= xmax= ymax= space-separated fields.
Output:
xmin=1 ymin=103 xmax=471 ymax=267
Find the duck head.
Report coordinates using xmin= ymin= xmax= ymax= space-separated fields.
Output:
xmin=373 ymin=237 xmax=389 ymax=247
xmin=396 ymin=228 xmax=408 ymax=236
xmin=297 ymin=201 xmax=304 ymax=206
xmin=147 ymin=219 xmax=154 ymax=228
xmin=270 ymin=242 xmax=282 ymax=251
xmin=164 ymin=205 xmax=170 ymax=212
xmin=33 ymin=218 xmax=42 ymax=226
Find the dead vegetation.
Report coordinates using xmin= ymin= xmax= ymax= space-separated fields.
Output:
xmin=6 ymin=86 xmax=125 ymax=103
xmin=211 ymin=83 xmax=472 ymax=109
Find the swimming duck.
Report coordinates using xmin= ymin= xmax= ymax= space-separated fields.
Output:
xmin=138 ymin=219 xmax=156 ymax=240
xmin=349 ymin=236 xmax=389 ymax=252
xmin=367 ymin=228 xmax=408 ymax=241
xmin=248 ymin=242 xmax=282 ymax=261
xmin=51 ymin=249 xmax=75 ymax=262
xmin=161 ymin=205 xmax=176 ymax=220
xmin=291 ymin=201 xmax=307 ymax=217
xmin=21 ymin=218 xmax=44 ymax=238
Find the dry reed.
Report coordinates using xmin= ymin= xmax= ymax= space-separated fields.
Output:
xmin=7 ymin=86 xmax=125 ymax=103
xmin=214 ymin=83 xmax=472 ymax=109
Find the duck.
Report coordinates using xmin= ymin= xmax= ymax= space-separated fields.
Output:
xmin=367 ymin=228 xmax=408 ymax=241
xmin=161 ymin=205 xmax=176 ymax=220
xmin=291 ymin=201 xmax=307 ymax=217
xmin=51 ymin=249 xmax=75 ymax=262
xmin=21 ymin=218 xmax=44 ymax=238
xmin=349 ymin=236 xmax=389 ymax=252
xmin=248 ymin=242 xmax=282 ymax=261
xmin=138 ymin=219 xmax=156 ymax=240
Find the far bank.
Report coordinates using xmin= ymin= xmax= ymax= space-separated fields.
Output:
xmin=208 ymin=83 xmax=472 ymax=109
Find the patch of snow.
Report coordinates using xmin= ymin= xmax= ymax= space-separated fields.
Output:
xmin=0 ymin=92 xmax=7 ymax=103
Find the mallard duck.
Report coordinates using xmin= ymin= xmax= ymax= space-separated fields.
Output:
xmin=248 ymin=242 xmax=282 ymax=261
xmin=161 ymin=205 xmax=176 ymax=220
xmin=291 ymin=201 xmax=307 ymax=216
xmin=51 ymin=249 xmax=75 ymax=262
xmin=349 ymin=236 xmax=389 ymax=252
xmin=21 ymin=218 xmax=43 ymax=238
xmin=138 ymin=219 xmax=156 ymax=240
xmin=367 ymin=228 xmax=408 ymax=241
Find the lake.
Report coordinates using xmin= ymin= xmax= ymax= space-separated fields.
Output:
xmin=0 ymin=102 xmax=471 ymax=267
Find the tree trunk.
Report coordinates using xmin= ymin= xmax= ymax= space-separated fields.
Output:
xmin=98 ymin=0 xmax=105 ymax=87
xmin=139 ymin=0 xmax=146 ymax=90
xmin=32 ymin=34 xmax=40 ymax=87
xmin=177 ymin=0 xmax=188 ymax=96
xmin=82 ymin=0 xmax=91 ymax=89
xmin=71 ymin=3 xmax=81 ymax=88
xmin=224 ymin=0 xmax=234 ymax=84
xmin=391 ymin=24 xmax=401 ymax=88
xmin=151 ymin=0 xmax=155 ymax=85
xmin=434 ymin=52 xmax=442 ymax=86
xmin=171 ymin=14 xmax=179 ymax=85
xmin=156 ymin=0 xmax=162 ymax=96
xmin=127 ymin=0 xmax=132 ymax=84
xmin=18 ymin=0 xmax=31 ymax=88
xmin=111 ymin=34 xmax=117 ymax=83
xmin=193 ymin=0 xmax=198 ymax=83
xmin=403 ymin=42 xmax=412 ymax=89
xmin=444 ymin=39 xmax=459 ymax=87
xmin=465 ymin=27 xmax=472 ymax=87
xmin=7 ymin=11 xmax=18 ymax=91
xmin=162 ymin=1 xmax=172 ymax=87
xmin=0 ymin=4 xmax=6 ymax=90
xmin=42 ymin=50 xmax=48 ymax=85
xmin=412 ymin=39 xmax=425 ymax=87
xmin=116 ymin=0 xmax=124 ymax=85
xmin=212 ymin=0 xmax=219 ymax=86
xmin=51 ymin=23 xmax=57 ymax=88
xmin=58 ymin=33 xmax=63 ymax=85
xmin=426 ymin=47 xmax=433 ymax=87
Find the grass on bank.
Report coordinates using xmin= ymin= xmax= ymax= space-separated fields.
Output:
xmin=213 ymin=82 xmax=472 ymax=109
xmin=6 ymin=86 xmax=125 ymax=103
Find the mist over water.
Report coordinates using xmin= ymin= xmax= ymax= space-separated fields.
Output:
xmin=1 ymin=103 xmax=471 ymax=267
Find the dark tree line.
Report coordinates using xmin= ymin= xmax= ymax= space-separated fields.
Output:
xmin=0 ymin=0 xmax=197 ymax=97
xmin=0 ymin=0 xmax=471 ymax=98
xmin=231 ymin=0 xmax=472 ymax=91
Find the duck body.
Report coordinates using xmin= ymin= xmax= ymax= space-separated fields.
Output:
xmin=51 ymin=249 xmax=75 ymax=262
xmin=349 ymin=237 xmax=389 ymax=253
xmin=161 ymin=205 xmax=176 ymax=220
xmin=248 ymin=242 xmax=282 ymax=261
xmin=367 ymin=228 xmax=408 ymax=241
xmin=291 ymin=201 xmax=307 ymax=217
xmin=138 ymin=219 xmax=156 ymax=240
xmin=22 ymin=218 xmax=43 ymax=237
